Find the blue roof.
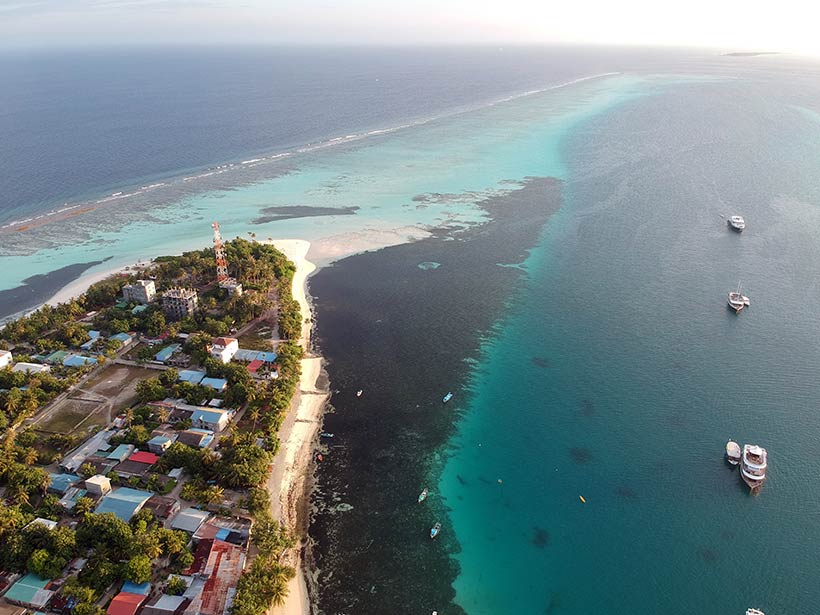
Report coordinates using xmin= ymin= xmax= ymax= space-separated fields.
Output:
xmin=107 ymin=444 xmax=133 ymax=461
xmin=80 ymin=340 xmax=95 ymax=350
xmin=95 ymin=488 xmax=152 ymax=521
xmin=131 ymin=305 xmax=148 ymax=315
xmin=121 ymin=581 xmax=151 ymax=596
xmin=191 ymin=409 xmax=227 ymax=424
xmin=233 ymin=349 xmax=277 ymax=363
xmin=63 ymin=355 xmax=97 ymax=367
xmin=88 ymin=330 xmax=101 ymax=339
xmin=110 ymin=332 xmax=133 ymax=343
xmin=200 ymin=377 xmax=227 ymax=390
xmin=154 ymin=344 xmax=181 ymax=363
xmin=178 ymin=369 xmax=206 ymax=384
xmin=49 ymin=473 xmax=80 ymax=494
xmin=4 ymin=573 xmax=52 ymax=604
xmin=147 ymin=435 xmax=171 ymax=446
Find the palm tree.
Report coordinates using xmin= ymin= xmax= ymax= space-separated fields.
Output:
xmin=248 ymin=407 xmax=261 ymax=431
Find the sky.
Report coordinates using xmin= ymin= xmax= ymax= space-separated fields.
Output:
xmin=0 ymin=0 xmax=818 ymax=55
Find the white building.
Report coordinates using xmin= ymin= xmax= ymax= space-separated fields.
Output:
xmin=0 ymin=349 xmax=12 ymax=369
xmin=122 ymin=279 xmax=156 ymax=304
xmin=208 ymin=337 xmax=238 ymax=364
xmin=85 ymin=474 xmax=112 ymax=496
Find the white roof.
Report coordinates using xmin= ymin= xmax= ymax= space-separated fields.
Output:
xmin=170 ymin=507 xmax=211 ymax=533
xmin=85 ymin=474 xmax=111 ymax=487
xmin=26 ymin=517 xmax=58 ymax=530
xmin=0 ymin=349 xmax=11 ymax=356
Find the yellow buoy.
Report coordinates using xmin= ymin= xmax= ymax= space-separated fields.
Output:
xmin=579 ymin=495 xmax=586 ymax=504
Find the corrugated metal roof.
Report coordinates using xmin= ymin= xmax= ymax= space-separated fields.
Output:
xmin=106 ymin=592 xmax=146 ymax=615
xmin=4 ymin=574 xmax=54 ymax=608
xmin=128 ymin=451 xmax=159 ymax=465
xmin=48 ymin=473 xmax=80 ymax=494
xmin=121 ymin=582 xmax=151 ymax=596
xmin=199 ymin=378 xmax=227 ymax=391
xmin=233 ymin=349 xmax=277 ymax=363
xmin=95 ymin=488 xmax=151 ymax=521
xmin=107 ymin=444 xmax=135 ymax=461
xmin=177 ymin=369 xmax=205 ymax=384
xmin=170 ymin=508 xmax=211 ymax=533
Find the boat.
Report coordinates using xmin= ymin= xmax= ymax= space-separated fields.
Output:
xmin=442 ymin=392 xmax=453 ymax=403
xmin=356 ymin=390 xmax=363 ymax=397
xmin=418 ymin=488 xmax=429 ymax=503
xmin=728 ymin=215 xmax=746 ymax=231
xmin=728 ymin=283 xmax=750 ymax=313
xmin=320 ymin=432 xmax=334 ymax=438
xmin=740 ymin=444 xmax=768 ymax=494
xmin=430 ymin=522 xmax=442 ymax=539
xmin=746 ymin=609 xmax=765 ymax=615
xmin=725 ymin=440 xmax=741 ymax=465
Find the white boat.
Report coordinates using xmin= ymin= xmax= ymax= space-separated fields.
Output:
xmin=728 ymin=283 xmax=750 ymax=313
xmin=356 ymin=390 xmax=363 ymax=397
xmin=418 ymin=488 xmax=429 ymax=503
xmin=430 ymin=522 xmax=441 ymax=539
xmin=746 ymin=609 xmax=765 ymax=615
xmin=728 ymin=215 xmax=746 ymax=231
xmin=725 ymin=440 xmax=741 ymax=465
xmin=740 ymin=444 xmax=768 ymax=494
xmin=442 ymin=392 xmax=453 ymax=403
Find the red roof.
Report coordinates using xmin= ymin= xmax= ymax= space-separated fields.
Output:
xmin=246 ymin=359 xmax=263 ymax=373
xmin=107 ymin=593 xmax=146 ymax=615
xmin=129 ymin=451 xmax=159 ymax=465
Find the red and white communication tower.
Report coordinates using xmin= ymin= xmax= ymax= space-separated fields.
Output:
xmin=212 ymin=222 xmax=230 ymax=283
xmin=212 ymin=222 xmax=243 ymax=296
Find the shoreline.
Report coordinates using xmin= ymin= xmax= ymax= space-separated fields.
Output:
xmin=261 ymin=239 xmax=326 ymax=615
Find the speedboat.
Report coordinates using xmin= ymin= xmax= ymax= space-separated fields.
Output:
xmin=418 ymin=488 xmax=429 ymax=503
xmin=320 ymin=432 xmax=334 ymax=438
xmin=728 ymin=284 xmax=750 ymax=313
xmin=740 ymin=444 xmax=768 ymax=495
xmin=728 ymin=215 xmax=746 ymax=231
xmin=725 ymin=440 xmax=741 ymax=465
xmin=442 ymin=392 xmax=453 ymax=403
xmin=430 ymin=522 xmax=441 ymax=539
xmin=746 ymin=609 xmax=765 ymax=615
xmin=356 ymin=390 xmax=363 ymax=397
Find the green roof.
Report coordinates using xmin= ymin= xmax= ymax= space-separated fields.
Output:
xmin=5 ymin=573 xmax=53 ymax=607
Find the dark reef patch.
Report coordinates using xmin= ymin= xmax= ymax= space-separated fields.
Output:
xmin=569 ymin=447 xmax=593 ymax=464
xmin=531 ymin=356 xmax=551 ymax=369
xmin=580 ymin=399 xmax=595 ymax=416
xmin=698 ymin=547 xmax=718 ymax=563
xmin=309 ymin=177 xmax=563 ymax=614
xmin=251 ymin=204 xmax=358 ymax=224
xmin=0 ymin=258 xmax=111 ymax=322
xmin=531 ymin=527 xmax=550 ymax=549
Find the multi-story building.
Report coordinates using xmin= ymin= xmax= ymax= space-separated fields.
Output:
xmin=209 ymin=336 xmax=239 ymax=363
xmin=122 ymin=279 xmax=156 ymax=304
xmin=161 ymin=288 xmax=199 ymax=320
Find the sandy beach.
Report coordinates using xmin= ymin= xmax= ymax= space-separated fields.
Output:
xmin=262 ymin=239 xmax=326 ymax=615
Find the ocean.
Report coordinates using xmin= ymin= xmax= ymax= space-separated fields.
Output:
xmin=4 ymin=46 xmax=820 ymax=614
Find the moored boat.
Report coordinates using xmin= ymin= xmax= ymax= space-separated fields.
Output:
xmin=430 ymin=522 xmax=442 ymax=539
xmin=320 ymin=432 xmax=334 ymax=438
xmin=418 ymin=487 xmax=429 ymax=503
xmin=728 ymin=283 xmax=750 ymax=313
xmin=442 ymin=392 xmax=453 ymax=403
xmin=725 ymin=440 xmax=741 ymax=465
xmin=728 ymin=215 xmax=746 ymax=231
xmin=740 ymin=444 xmax=768 ymax=494
xmin=746 ymin=609 xmax=765 ymax=615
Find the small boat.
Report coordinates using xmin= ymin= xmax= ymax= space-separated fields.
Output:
xmin=728 ymin=282 xmax=750 ymax=313
xmin=740 ymin=444 xmax=767 ymax=494
xmin=430 ymin=522 xmax=442 ymax=539
xmin=728 ymin=215 xmax=746 ymax=231
xmin=418 ymin=488 xmax=429 ymax=503
xmin=442 ymin=392 xmax=453 ymax=403
xmin=725 ymin=440 xmax=741 ymax=465
xmin=356 ymin=390 xmax=363 ymax=397
xmin=579 ymin=495 xmax=586 ymax=504
xmin=746 ymin=609 xmax=765 ymax=615
xmin=320 ymin=432 xmax=334 ymax=438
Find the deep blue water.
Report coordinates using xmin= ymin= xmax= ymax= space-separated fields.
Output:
xmin=0 ymin=45 xmax=715 ymax=225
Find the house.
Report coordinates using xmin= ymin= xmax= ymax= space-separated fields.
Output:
xmin=143 ymin=495 xmax=181 ymax=520
xmin=190 ymin=408 xmax=231 ymax=432
xmin=233 ymin=349 xmax=277 ymax=363
xmin=45 ymin=350 xmax=70 ymax=365
xmin=106 ymin=591 xmax=148 ymax=615
xmin=48 ymin=473 xmax=81 ymax=495
xmin=95 ymin=487 xmax=152 ymax=521
xmin=113 ymin=451 xmax=158 ymax=479
xmin=147 ymin=434 xmax=175 ymax=455
xmin=208 ymin=337 xmax=238 ymax=364
xmin=84 ymin=474 xmax=112 ymax=496
xmin=0 ymin=349 xmax=12 ymax=369
xmin=122 ymin=280 xmax=156 ymax=305
xmin=59 ymin=487 xmax=87 ymax=511
xmin=3 ymin=573 xmax=55 ymax=609
xmin=177 ymin=369 xmax=205 ymax=385
xmin=24 ymin=517 xmax=58 ymax=531
xmin=110 ymin=332 xmax=135 ymax=346
xmin=170 ymin=507 xmax=211 ymax=534
xmin=199 ymin=377 xmax=227 ymax=392
xmin=107 ymin=444 xmax=136 ymax=463
xmin=193 ymin=516 xmax=252 ymax=548
xmin=187 ymin=540 xmax=246 ymax=615
xmin=59 ymin=430 xmax=113 ymax=473
xmin=142 ymin=595 xmax=190 ymax=615
xmin=176 ymin=429 xmax=214 ymax=448
xmin=11 ymin=362 xmax=50 ymax=374
xmin=154 ymin=344 xmax=182 ymax=364
xmin=63 ymin=354 xmax=98 ymax=368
